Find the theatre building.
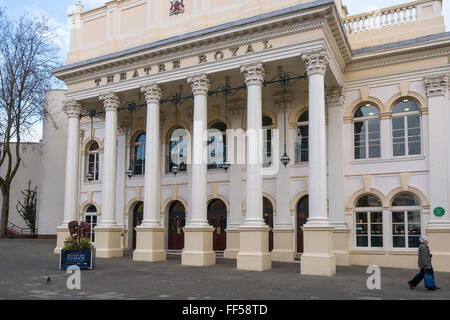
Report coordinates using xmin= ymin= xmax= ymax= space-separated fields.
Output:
xmin=43 ymin=0 xmax=450 ymax=276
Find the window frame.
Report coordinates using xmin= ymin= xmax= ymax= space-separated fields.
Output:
xmin=295 ymin=111 xmax=309 ymax=164
xmin=86 ymin=142 xmax=100 ymax=182
xmin=207 ymin=122 xmax=227 ymax=170
xmin=390 ymin=194 xmax=422 ymax=250
xmin=391 ymin=100 xmax=422 ymax=158
xmin=353 ymin=104 xmax=381 ymax=161
xmin=85 ymin=205 xmax=98 ymax=243
xmin=262 ymin=115 xmax=274 ymax=168
xmin=167 ymin=127 xmax=189 ymax=174
xmin=354 ymin=207 xmax=384 ymax=249
xmin=133 ymin=132 xmax=146 ymax=176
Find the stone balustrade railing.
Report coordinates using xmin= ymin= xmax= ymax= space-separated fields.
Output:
xmin=343 ymin=0 xmax=435 ymax=35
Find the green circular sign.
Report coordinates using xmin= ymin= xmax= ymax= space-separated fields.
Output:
xmin=434 ymin=207 xmax=446 ymax=217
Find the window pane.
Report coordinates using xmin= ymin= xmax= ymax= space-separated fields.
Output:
xmin=408 ymin=236 xmax=420 ymax=248
xmin=392 ymin=193 xmax=420 ymax=206
xmin=393 ymin=236 xmax=405 ymax=248
xmin=371 ymin=224 xmax=383 ymax=235
xmin=392 ymin=212 xmax=405 ymax=223
xmin=392 ymin=99 xmax=420 ymax=114
xmin=354 ymin=105 xmax=380 ymax=118
xmin=393 ymin=223 xmax=405 ymax=235
xmin=356 ymin=212 xmax=368 ymax=223
xmin=368 ymin=119 xmax=380 ymax=158
xmin=357 ymin=236 xmax=368 ymax=247
xmin=371 ymin=236 xmax=383 ymax=248
xmin=356 ymin=224 xmax=368 ymax=235
xmin=356 ymin=195 xmax=382 ymax=207
xmin=407 ymin=211 xmax=420 ymax=223
xmin=371 ymin=212 xmax=383 ymax=223
xmin=408 ymin=223 xmax=421 ymax=236
xmin=354 ymin=121 xmax=366 ymax=159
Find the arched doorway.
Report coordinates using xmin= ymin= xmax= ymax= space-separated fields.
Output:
xmin=296 ymin=196 xmax=309 ymax=253
xmin=168 ymin=201 xmax=186 ymax=250
xmin=263 ymin=197 xmax=274 ymax=252
xmin=207 ymin=199 xmax=227 ymax=251
xmin=132 ymin=202 xmax=144 ymax=249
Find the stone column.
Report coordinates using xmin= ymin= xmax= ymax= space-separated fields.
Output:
xmin=272 ymin=95 xmax=295 ymax=262
xmin=237 ymin=63 xmax=271 ymax=271
xmin=181 ymin=74 xmax=216 ymax=266
xmin=300 ymin=50 xmax=336 ymax=276
xmin=55 ymin=101 xmax=82 ymax=254
xmin=133 ymin=83 xmax=166 ymax=262
xmin=425 ymin=75 xmax=450 ymax=272
xmin=326 ymin=87 xmax=350 ymax=266
xmin=224 ymin=102 xmax=245 ymax=259
xmin=95 ymin=93 xmax=123 ymax=258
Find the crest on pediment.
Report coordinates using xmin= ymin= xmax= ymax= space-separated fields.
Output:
xmin=170 ymin=0 xmax=185 ymax=16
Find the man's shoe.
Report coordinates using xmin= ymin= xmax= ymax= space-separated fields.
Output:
xmin=408 ymin=281 xmax=414 ymax=290
xmin=435 ymin=287 xmax=441 ymax=290
xmin=427 ymin=287 xmax=436 ymax=291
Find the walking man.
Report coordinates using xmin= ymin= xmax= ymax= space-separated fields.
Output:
xmin=408 ymin=236 xmax=440 ymax=291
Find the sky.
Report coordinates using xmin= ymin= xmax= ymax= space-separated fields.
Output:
xmin=0 ymin=0 xmax=449 ymax=141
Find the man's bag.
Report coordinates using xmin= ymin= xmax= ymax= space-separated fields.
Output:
xmin=424 ymin=268 xmax=436 ymax=289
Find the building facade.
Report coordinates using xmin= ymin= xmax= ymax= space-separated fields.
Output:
xmin=44 ymin=0 xmax=450 ymax=275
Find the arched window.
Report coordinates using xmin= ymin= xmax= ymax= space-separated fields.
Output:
xmin=392 ymin=98 xmax=421 ymax=157
xmin=353 ymin=103 xmax=381 ymax=160
xmin=208 ymin=122 xmax=227 ymax=170
xmin=355 ymin=194 xmax=383 ymax=248
xmin=87 ymin=142 xmax=100 ymax=181
xmin=391 ymin=193 xmax=422 ymax=248
xmin=168 ymin=127 xmax=189 ymax=173
xmin=296 ymin=111 xmax=308 ymax=163
xmin=262 ymin=115 xmax=274 ymax=167
xmin=133 ymin=133 xmax=146 ymax=175
xmin=85 ymin=205 xmax=97 ymax=242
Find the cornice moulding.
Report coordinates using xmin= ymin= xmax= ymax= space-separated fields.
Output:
xmin=55 ymin=3 xmax=350 ymax=82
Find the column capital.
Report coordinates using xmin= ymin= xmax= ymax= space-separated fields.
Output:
xmin=325 ymin=86 xmax=345 ymax=108
xmin=62 ymin=100 xmax=82 ymax=118
xmin=141 ymin=83 xmax=163 ymax=104
xmin=424 ymin=75 xmax=448 ymax=98
xmin=100 ymin=92 xmax=120 ymax=111
xmin=241 ymin=62 xmax=265 ymax=86
xmin=187 ymin=74 xmax=210 ymax=96
xmin=301 ymin=49 xmax=330 ymax=76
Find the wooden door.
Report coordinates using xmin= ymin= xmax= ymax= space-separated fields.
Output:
xmin=168 ymin=201 xmax=186 ymax=250
xmin=132 ymin=202 xmax=144 ymax=249
xmin=208 ymin=199 xmax=227 ymax=251
xmin=296 ymin=196 xmax=309 ymax=253
xmin=263 ymin=197 xmax=274 ymax=252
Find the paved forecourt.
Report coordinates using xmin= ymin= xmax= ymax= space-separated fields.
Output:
xmin=0 ymin=239 xmax=449 ymax=300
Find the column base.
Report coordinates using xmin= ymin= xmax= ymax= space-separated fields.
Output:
xmin=301 ymin=226 xmax=336 ymax=276
xmin=427 ymin=226 xmax=450 ymax=272
xmin=94 ymin=226 xmax=123 ymax=258
xmin=181 ymin=226 xmax=216 ymax=266
xmin=271 ymin=228 xmax=295 ymax=262
xmin=54 ymin=227 xmax=70 ymax=254
xmin=224 ymin=228 xmax=240 ymax=259
xmin=237 ymin=225 xmax=271 ymax=271
xmin=333 ymin=227 xmax=350 ymax=266
xmin=133 ymin=226 xmax=166 ymax=262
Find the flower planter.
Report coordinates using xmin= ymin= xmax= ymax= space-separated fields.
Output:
xmin=59 ymin=249 xmax=95 ymax=270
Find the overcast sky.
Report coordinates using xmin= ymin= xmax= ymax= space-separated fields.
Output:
xmin=1 ymin=0 xmax=448 ymax=141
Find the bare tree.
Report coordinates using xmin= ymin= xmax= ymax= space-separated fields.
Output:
xmin=0 ymin=9 xmax=59 ymax=238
